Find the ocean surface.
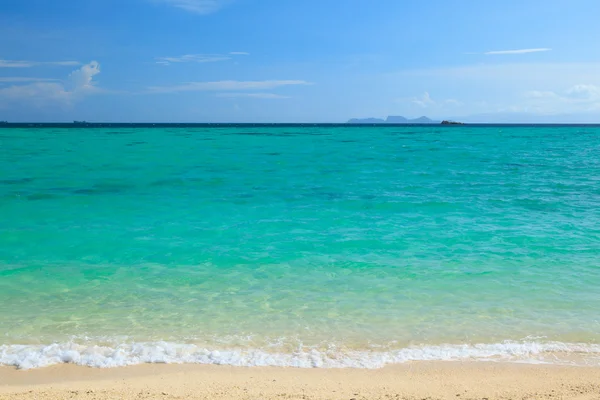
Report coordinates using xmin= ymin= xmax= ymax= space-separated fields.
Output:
xmin=1 ymin=125 xmax=600 ymax=369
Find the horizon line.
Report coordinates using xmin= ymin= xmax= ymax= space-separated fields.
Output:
xmin=2 ymin=122 xmax=600 ymax=126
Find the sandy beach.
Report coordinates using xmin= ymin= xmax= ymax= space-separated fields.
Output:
xmin=1 ymin=362 xmax=599 ymax=400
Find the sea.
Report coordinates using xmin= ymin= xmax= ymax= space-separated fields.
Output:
xmin=1 ymin=124 xmax=599 ymax=369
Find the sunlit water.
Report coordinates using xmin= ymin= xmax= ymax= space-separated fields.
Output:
xmin=1 ymin=125 xmax=599 ymax=369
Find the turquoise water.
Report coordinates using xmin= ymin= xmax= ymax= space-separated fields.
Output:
xmin=1 ymin=125 xmax=600 ymax=369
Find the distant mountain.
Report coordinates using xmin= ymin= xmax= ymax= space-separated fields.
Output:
xmin=409 ymin=116 xmax=439 ymax=124
xmin=385 ymin=116 xmax=408 ymax=123
xmin=347 ymin=118 xmax=386 ymax=124
xmin=348 ymin=116 xmax=440 ymax=124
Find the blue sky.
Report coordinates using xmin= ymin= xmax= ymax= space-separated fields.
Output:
xmin=1 ymin=0 xmax=599 ymax=122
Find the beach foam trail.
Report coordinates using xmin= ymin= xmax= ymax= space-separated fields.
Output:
xmin=2 ymin=341 xmax=600 ymax=370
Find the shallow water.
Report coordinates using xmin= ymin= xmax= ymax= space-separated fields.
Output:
xmin=1 ymin=125 xmax=599 ymax=368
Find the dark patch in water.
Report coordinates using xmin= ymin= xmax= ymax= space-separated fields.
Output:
xmin=360 ymin=194 xmax=378 ymax=200
xmin=514 ymin=198 xmax=559 ymax=212
xmin=229 ymin=131 xmax=282 ymax=137
xmin=46 ymin=130 xmax=70 ymax=135
xmin=322 ymin=193 xmax=344 ymax=200
xmin=387 ymin=131 xmax=419 ymax=135
xmin=150 ymin=178 xmax=186 ymax=187
xmin=105 ymin=131 xmax=133 ymax=135
xmin=228 ymin=130 xmax=331 ymax=137
xmin=126 ymin=141 xmax=148 ymax=146
xmin=504 ymin=163 xmax=548 ymax=168
xmin=312 ymin=190 xmax=344 ymax=200
xmin=504 ymin=163 xmax=526 ymax=168
xmin=187 ymin=177 xmax=225 ymax=186
xmin=73 ymin=189 xmax=98 ymax=195
xmin=73 ymin=182 xmax=133 ymax=195
xmin=265 ymin=152 xmax=281 ymax=156
xmin=48 ymin=187 xmax=75 ymax=193
xmin=0 ymin=178 xmax=35 ymax=185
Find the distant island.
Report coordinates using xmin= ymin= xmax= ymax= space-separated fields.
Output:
xmin=441 ymin=120 xmax=465 ymax=125
xmin=348 ymin=116 xmax=440 ymax=124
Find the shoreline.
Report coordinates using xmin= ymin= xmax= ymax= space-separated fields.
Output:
xmin=2 ymin=362 xmax=600 ymax=399
xmin=3 ymin=340 xmax=600 ymax=370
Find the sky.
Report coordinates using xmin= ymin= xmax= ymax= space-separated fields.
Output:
xmin=1 ymin=0 xmax=600 ymax=123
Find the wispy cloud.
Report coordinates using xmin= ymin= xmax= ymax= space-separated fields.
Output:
xmin=148 ymin=80 xmax=312 ymax=93
xmin=0 ymin=77 xmax=59 ymax=83
xmin=405 ymin=92 xmax=463 ymax=110
xmin=389 ymin=62 xmax=600 ymax=117
xmin=412 ymin=91 xmax=435 ymax=108
xmin=444 ymin=99 xmax=463 ymax=106
xmin=0 ymin=60 xmax=36 ymax=68
xmin=0 ymin=61 xmax=102 ymax=107
xmin=0 ymin=60 xmax=81 ymax=68
xmin=156 ymin=52 xmax=249 ymax=65
xmin=565 ymin=84 xmax=600 ymax=100
xmin=216 ymin=92 xmax=290 ymax=99
xmin=523 ymin=84 xmax=600 ymax=112
xmin=484 ymin=48 xmax=552 ymax=55
xmin=156 ymin=54 xmax=230 ymax=65
xmin=154 ymin=0 xmax=230 ymax=15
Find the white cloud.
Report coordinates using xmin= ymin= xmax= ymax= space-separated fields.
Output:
xmin=0 ymin=82 xmax=70 ymax=105
xmin=522 ymin=84 xmax=600 ymax=113
xmin=0 ymin=77 xmax=58 ymax=83
xmin=66 ymin=61 xmax=101 ymax=91
xmin=565 ymin=84 xmax=600 ymax=100
xmin=0 ymin=60 xmax=35 ymax=68
xmin=156 ymin=54 xmax=230 ymax=65
xmin=523 ymin=90 xmax=559 ymax=99
xmin=156 ymin=52 xmax=249 ymax=65
xmin=412 ymin=91 xmax=435 ymax=108
xmin=400 ymin=92 xmax=463 ymax=115
xmin=148 ymin=80 xmax=312 ymax=93
xmin=46 ymin=61 xmax=81 ymax=67
xmin=391 ymin=63 xmax=600 ymax=116
xmin=155 ymin=0 xmax=230 ymax=14
xmin=216 ymin=92 xmax=290 ymax=99
xmin=0 ymin=60 xmax=80 ymax=68
xmin=483 ymin=48 xmax=552 ymax=55
xmin=0 ymin=61 xmax=101 ymax=107
xmin=444 ymin=99 xmax=463 ymax=106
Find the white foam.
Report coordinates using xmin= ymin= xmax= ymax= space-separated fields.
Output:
xmin=2 ymin=341 xmax=600 ymax=370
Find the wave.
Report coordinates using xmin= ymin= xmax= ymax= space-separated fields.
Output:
xmin=2 ymin=340 xmax=600 ymax=370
